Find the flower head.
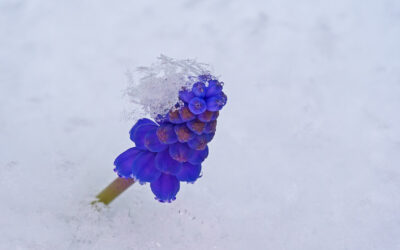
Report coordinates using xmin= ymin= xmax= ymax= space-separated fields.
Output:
xmin=115 ymin=65 xmax=227 ymax=202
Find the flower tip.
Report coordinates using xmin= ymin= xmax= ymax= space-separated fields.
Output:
xmin=188 ymin=97 xmax=207 ymax=115
xmin=192 ymin=82 xmax=206 ymax=97
xmin=151 ymin=174 xmax=180 ymax=202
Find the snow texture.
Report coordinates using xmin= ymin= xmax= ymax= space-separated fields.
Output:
xmin=1 ymin=0 xmax=400 ymax=250
xmin=126 ymin=55 xmax=212 ymax=120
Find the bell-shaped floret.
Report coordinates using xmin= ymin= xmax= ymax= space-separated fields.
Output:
xmin=131 ymin=151 xmax=161 ymax=183
xmin=113 ymin=147 xmax=144 ymax=178
xmin=129 ymin=119 xmax=157 ymax=142
xmin=169 ymin=142 xmax=193 ymax=162
xmin=131 ymin=124 xmax=158 ymax=150
xmin=187 ymin=134 xmax=208 ymax=150
xmin=168 ymin=110 xmax=184 ymax=124
xmin=205 ymin=132 xmax=215 ymax=142
xmin=187 ymin=119 xmax=206 ymax=135
xmin=151 ymin=173 xmax=180 ymax=202
xmin=205 ymin=80 xmax=223 ymax=97
xmin=175 ymin=162 xmax=202 ymax=183
xmin=155 ymin=149 xmax=182 ymax=175
xmin=192 ymin=81 xmax=206 ymax=97
xmin=156 ymin=123 xmax=178 ymax=144
xmin=179 ymin=89 xmax=195 ymax=103
xmin=174 ymin=124 xmax=195 ymax=143
xmin=204 ymin=120 xmax=217 ymax=134
xmin=144 ymin=130 xmax=169 ymax=152
xmin=198 ymin=110 xmax=218 ymax=122
xmin=206 ymin=92 xmax=227 ymax=111
xmin=188 ymin=146 xmax=209 ymax=164
xmin=179 ymin=106 xmax=196 ymax=122
xmin=188 ymin=97 xmax=207 ymax=115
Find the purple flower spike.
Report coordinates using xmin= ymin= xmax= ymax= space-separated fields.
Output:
xmin=174 ymin=124 xmax=195 ymax=143
xmin=206 ymin=92 xmax=227 ymax=111
xmin=179 ymin=89 xmax=195 ymax=103
xmin=206 ymin=80 xmax=223 ymax=97
xmin=168 ymin=110 xmax=184 ymax=124
xmin=144 ymin=130 xmax=169 ymax=152
xmin=187 ymin=119 xmax=206 ymax=135
xmin=188 ymin=97 xmax=207 ymax=115
xmin=204 ymin=120 xmax=217 ymax=134
xmin=112 ymin=65 xmax=227 ymax=203
xmin=129 ymin=119 xmax=157 ymax=142
xmin=176 ymin=162 xmax=202 ymax=183
xmin=157 ymin=123 xmax=178 ymax=144
xmin=131 ymin=151 xmax=161 ymax=183
xmin=113 ymin=148 xmax=144 ymax=178
xmin=169 ymin=142 xmax=193 ymax=162
xmin=155 ymin=149 xmax=182 ymax=175
xmin=192 ymin=82 xmax=206 ymax=97
xmin=179 ymin=106 xmax=196 ymax=122
xmin=151 ymin=173 xmax=180 ymax=202
xmin=187 ymin=134 xmax=208 ymax=150
xmin=198 ymin=110 xmax=218 ymax=122
xmin=131 ymin=124 xmax=158 ymax=150
xmin=188 ymin=146 xmax=209 ymax=165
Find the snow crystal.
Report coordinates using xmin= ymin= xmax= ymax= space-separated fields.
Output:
xmin=126 ymin=55 xmax=213 ymax=120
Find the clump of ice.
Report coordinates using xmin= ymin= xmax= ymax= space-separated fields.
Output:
xmin=126 ymin=55 xmax=212 ymax=120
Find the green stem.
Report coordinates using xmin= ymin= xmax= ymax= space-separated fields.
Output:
xmin=92 ymin=178 xmax=135 ymax=205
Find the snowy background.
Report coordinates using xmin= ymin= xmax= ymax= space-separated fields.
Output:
xmin=1 ymin=0 xmax=400 ymax=249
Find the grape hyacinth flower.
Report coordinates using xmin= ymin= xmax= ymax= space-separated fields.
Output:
xmin=94 ymin=56 xmax=227 ymax=204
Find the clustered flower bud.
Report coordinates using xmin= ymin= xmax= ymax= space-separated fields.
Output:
xmin=114 ymin=75 xmax=227 ymax=202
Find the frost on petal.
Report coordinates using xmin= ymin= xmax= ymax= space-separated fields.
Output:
xmin=188 ymin=97 xmax=207 ymax=115
xmin=126 ymin=55 xmax=212 ymax=119
xmin=187 ymin=119 xmax=205 ymax=135
xmin=155 ymin=149 xmax=182 ymax=174
xmin=144 ymin=130 xmax=169 ymax=152
xmin=198 ymin=74 xmax=212 ymax=82
xmin=151 ymin=173 xmax=180 ymax=202
xmin=174 ymin=124 xmax=195 ymax=143
xmin=188 ymin=146 xmax=209 ymax=165
xmin=114 ymin=147 xmax=143 ymax=178
xmin=156 ymin=123 xmax=178 ymax=144
xmin=131 ymin=151 xmax=161 ymax=183
xmin=129 ymin=119 xmax=157 ymax=142
xmin=169 ymin=142 xmax=193 ymax=162
xmin=176 ymin=162 xmax=202 ymax=183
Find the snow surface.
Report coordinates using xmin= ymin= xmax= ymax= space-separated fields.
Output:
xmin=1 ymin=0 xmax=400 ymax=249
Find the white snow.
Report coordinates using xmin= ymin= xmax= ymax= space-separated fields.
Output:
xmin=126 ymin=55 xmax=211 ymax=120
xmin=1 ymin=0 xmax=400 ymax=249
